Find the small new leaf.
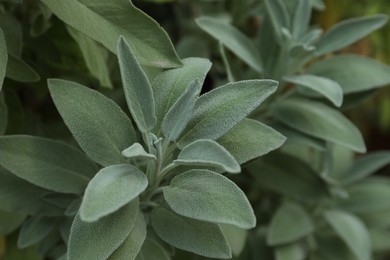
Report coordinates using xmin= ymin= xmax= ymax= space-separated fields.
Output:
xmin=122 ymin=143 xmax=156 ymax=160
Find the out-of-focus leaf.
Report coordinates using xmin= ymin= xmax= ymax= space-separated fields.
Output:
xmin=220 ymin=224 xmax=247 ymax=257
xmin=275 ymin=242 xmax=306 ymax=260
xmin=0 ymin=210 xmax=25 ymax=236
xmin=0 ymin=28 xmax=8 ymax=91
xmin=0 ymin=93 xmax=7 ymax=134
xmin=0 ymin=13 xmax=22 ymax=57
xmin=135 ymin=238 xmax=171 ymax=260
xmin=6 ymin=54 xmax=40 ymax=83
xmin=291 ymin=0 xmax=311 ymax=38
xmin=17 ymin=216 xmax=57 ymax=248
xmin=264 ymin=0 xmax=290 ymax=40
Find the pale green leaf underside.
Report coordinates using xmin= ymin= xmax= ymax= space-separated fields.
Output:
xmin=68 ymin=199 xmax=139 ymax=260
xmin=271 ymin=98 xmax=366 ymax=153
xmin=122 ymin=143 xmax=156 ymax=160
xmin=40 ymin=0 xmax=181 ymax=68
xmin=174 ymin=139 xmax=240 ymax=174
xmin=48 ymin=79 xmax=136 ymax=167
xmin=164 ymin=169 xmax=255 ymax=228
xmin=0 ymin=28 xmax=7 ymax=91
xmin=196 ymin=17 xmax=262 ymax=72
xmin=151 ymin=206 xmax=231 ymax=259
xmin=80 ymin=164 xmax=147 ymax=222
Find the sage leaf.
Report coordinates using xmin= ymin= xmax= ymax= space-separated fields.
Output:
xmin=17 ymin=216 xmax=57 ymax=249
xmin=324 ymin=210 xmax=371 ymax=260
xmin=40 ymin=0 xmax=181 ymax=68
xmin=6 ymin=54 xmax=40 ymax=83
xmin=152 ymin=57 xmax=211 ymax=133
xmin=68 ymin=198 xmax=139 ymax=260
xmin=0 ymin=94 xmax=7 ymax=134
xmin=174 ymin=140 xmax=240 ymax=174
xmin=267 ymin=202 xmax=314 ymax=246
xmin=0 ymin=135 xmax=96 ymax=194
xmin=164 ymin=169 xmax=255 ymax=228
xmin=270 ymin=98 xmax=366 ymax=153
xmin=196 ymin=17 xmax=262 ymax=72
xmin=307 ymin=55 xmax=390 ymax=94
xmin=0 ymin=28 xmax=7 ymax=91
xmin=117 ymin=37 xmax=156 ymax=132
xmin=264 ymin=0 xmax=290 ymax=40
xmin=108 ymin=213 xmax=147 ymax=260
xmin=0 ymin=210 xmax=25 ymax=236
xmin=48 ymin=79 xmax=136 ymax=166
xmin=151 ymin=206 xmax=231 ymax=259
xmin=135 ymin=238 xmax=171 ymax=260
xmin=162 ymin=79 xmax=201 ymax=141
xmin=284 ymin=74 xmax=343 ymax=107
xmin=291 ymin=0 xmax=311 ymax=38
xmin=220 ymin=224 xmax=247 ymax=257
xmin=315 ymin=15 xmax=388 ymax=56
xmin=275 ymin=242 xmax=306 ymax=260
xmin=177 ymin=80 xmax=278 ymax=148
xmin=122 ymin=143 xmax=156 ymax=160
xmin=80 ymin=164 xmax=147 ymax=222
xmin=218 ymin=118 xmax=286 ymax=164
xmin=0 ymin=13 xmax=22 ymax=58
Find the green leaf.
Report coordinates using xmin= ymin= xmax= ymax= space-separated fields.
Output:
xmin=291 ymin=0 xmax=311 ymax=38
xmin=338 ymin=151 xmax=390 ymax=185
xmin=151 ymin=206 xmax=231 ymax=258
xmin=275 ymin=242 xmax=306 ymax=260
xmin=122 ymin=143 xmax=156 ymax=160
xmin=284 ymin=74 xmax=343 ymax=107
xmin=307 ymin=54 xmax=390 ymax=94
xmin=270 ymin=98 xmax=366 ymax=153
xmin=196 ymin=17 xmax=262 ymax=72
xmin=117 ymin=37 xmax=156 ymax=132
xmin=264 ymin=0 xmax=290 ymax=40
xmin=68 ymin=198 xmax=139 ymax=260
xmin=108 ymin=213 xmax=147 ymax=260
xmin=0 ymin=93 xmax=7 ymax=134
xmin=0 ymin=135 xmax=96 ymax=194
xmin=0 ymin=210 xmax=25 ymax=236
xmin=48 ymin=79 xmax=136 ymax=166
xmin=315 ymin=15 xmax=388 ymax=56
xmin=0 ymin=28 xmax=7 ymax=91
xmin=324 ymin=210 xmax=371 ymax=260
xmin=267 ymin=202 xmax=314 ymax=246
xmin=218 ymin=119 xmax=286 ymax=164
xmin=177 ymin=80 xmax=278 ymax=148
xmin=80 ymin=164 xmax=147 ymax=222
xmin=6 ymin=54 xmax=40 ymax=83
xmin=174 ymin=140 xmax=241 ymax=174
xmin=40 ymin=0 xmax=181 ymax=68
xmin=17 ymin=216 xmax=57 ymax=249
xmin=164 ymin=169 xmax=255 ymax=228
xmin=162 ymin=79 xmax=201 ymax=141
xmin=220 ymin=224 xmax=247 ymax=257
xmin=369 ymin=228 xmax=390 ymax=252
xmin=152 ymin=57 xmax=211 ymax=133
xmin=0 ymin=13 xmax=22 ymax=58
xmin=135 ymin=238 xmax=171 ymax=260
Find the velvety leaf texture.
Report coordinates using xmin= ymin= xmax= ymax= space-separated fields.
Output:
xmin=177 ymin=80 xmax=278 ymax=148
xmin=164 ymin=169 xmax=256 ymax=228
xmin=0 ymin=135 xmax=96 ymax=194
xmin=292 ymin=0 xmax=311 ymax=38
xmin=80 ymin=164 xmax=147 ymax=222
xmin=68 ymin=199 xmax=139 ymax=260
xmin=48 ymin=79 xmax=136 ymax=167
xmin=117 ymin=37 xmax=156 ymax=132
xmin=151 ymin=206 xmax=231 ymax=259
xmin=0 ymin=28 xmax=7 ymax=91
xmin=174 ymin=140 xmax=241 ymax=174
xmin=122 ymin=143 xmax=156 ymax=160
xmin=40 ymin=0 xmax=181 ymax=68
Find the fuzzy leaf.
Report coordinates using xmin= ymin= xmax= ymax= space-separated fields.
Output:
xmin=151 ymin=206 xmax=231 ymax=259
xmin=0 ymin=210 xmax=25 ymax=236
xmin=17 ymin=216 xmax=57 ymax=248
xmin=291 ymin=0 xmax=311 ymax=38
xmin=218 ymin=119 xmax=286 ymax=164
xmin=0 ymin=135 xmax=96 ymax=194
xmin=135 ymin=239 xmax=171 ymax=260
xmin=117 ymin=37 xmax=156 ymax=132
xmin=6 ymin=54 xmax=40 ymax=83
xmin=324 ymin=210 xmax=371 ymax=260
xmin=174 ymin=140 xmax=240 ymax=174
xmin=267 ymin=202 xmax=315 ymax=246
xmin=177 ymin=80 xmax=278 ymax=148
xmin=80 ymin=164 xmax=147 ymax=222
xmin=264 ymin=0 xmax=290 ymax=40
xmin=68 ymin=199 xmax=139 ymax=260
xmin=164 ymin=169 xmax=255 ymax=228
xmin=315 ymin=15 xmax=388 ymax=56
xmin=196 ymin=17 xmax=262 ymax=72
xmin=48 ymin=79 xmax=136 ymax=166
xmin=162 ymin=79 xmax=201 ymax=141
xmin=271 ymin=98 xmax=366 ymax=153
xmin=307 ymin=54 xmax=390 ymax=94
xmin=40 ymin=0 xmax=181 ymax=68
xmin=284 ymin=74 xmax=343 ymax=107
xmin=122 ymin=143 xmax=156 ymax=160
xmin=0 ymin=28 xmax=7 ymax=91
xmin=152 ymin=58 xmax=211 ymax=133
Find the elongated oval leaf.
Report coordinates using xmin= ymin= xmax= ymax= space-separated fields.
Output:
xmin=174 ymin=140 xmax=240 ymax=173
xmin=267 ymin=202 xmax=314 ymax=246
xmin=80 ymin=164 xmax=147 ymax=222
xmin=118 ymin=37 xmax=156 ymax=132
xmin=284 ymin=74 xmax=343 ymax=107
xmin=68 ymin=198 xmax=139 ymax=260
xmin=316 ymin=15 xmax=388 ymax=56
xmin=270 ymin=98 xmax=366 ymax=152
xmin=0 ymin=28 xmax=7 ymax=91
xmin=292 ymin=0 xmax=311 ymax=38
xmin=324 ymin=210 xmax=371 ymax=260
xmin=177 ymin=80 xmax=278 ymax=148
xmin=0 ymin=210 xmax=25 ymax=236
xmin=48 ymin=79 xmax=136 ymax=166
xmin=135 ymin=238 xmax=171 ymax=260
xmin=6 ymin=54 xmax=40 ymax=83
xmin=307 ymin=55 xmax=390 ymax=94
xmin=40 ymin=0 xmax=181 ymax=68
xmin=151 ymin=206 xmax=231 ymax=259
xmin=17 ymin=216 xmax=57 ymax=248
xmin=264 ymin=0 xmax=290 ymax=40
xmin=164 ymin=169 xmax=255 ymax=228
xmin=196 ymin=17 xmax=262 ymax=72
xmin=162 ymin=79 xmax=201 ymax=141
xmin=0 ymin=135 xmax=96 ymax=194
xmin=0 ymin=13 xmax=22 ymax=58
